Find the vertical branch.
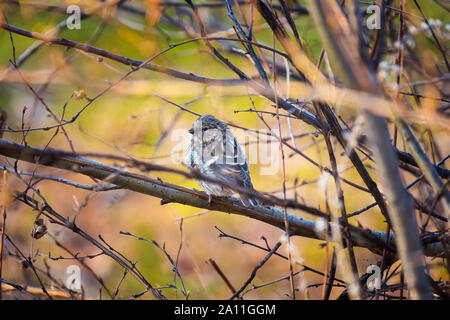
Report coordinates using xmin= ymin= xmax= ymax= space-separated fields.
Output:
xmin=185 ymin=0 xmax=250 ymax=80
xmin=314 ymin=53 xmax=361 ymax=298
xmin=364 ymin=114 xmax=432 ymax=299
xmin=397 ymin=120 xmax=450 ymax=219
xmin=323 ymin=248 xmax=337 ymax=300
xmin=322 ymin=122 xmax=360 ymax=287
xmin=208 ymin=258 xmax=240 ymax=300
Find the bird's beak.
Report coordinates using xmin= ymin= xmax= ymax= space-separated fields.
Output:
xmin=188 ymin=127 xmax=194 ymax=134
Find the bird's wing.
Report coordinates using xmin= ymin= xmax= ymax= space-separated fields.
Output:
xmin=207 ymin=137 xmax=254 ymax=189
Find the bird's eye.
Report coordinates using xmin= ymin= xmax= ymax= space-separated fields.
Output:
xmin=202 ymin=127 xmax=208 ymax=132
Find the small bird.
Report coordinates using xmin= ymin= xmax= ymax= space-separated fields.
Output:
xmin=185 ymin=114 xmax=259 ymax=207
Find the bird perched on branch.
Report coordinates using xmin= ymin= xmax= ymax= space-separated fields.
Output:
xmin=185 ymin=114 xmax=259 ymax=207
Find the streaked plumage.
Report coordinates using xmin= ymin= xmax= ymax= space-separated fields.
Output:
xmin=185 ymin=115 xmax=258 ymax=207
